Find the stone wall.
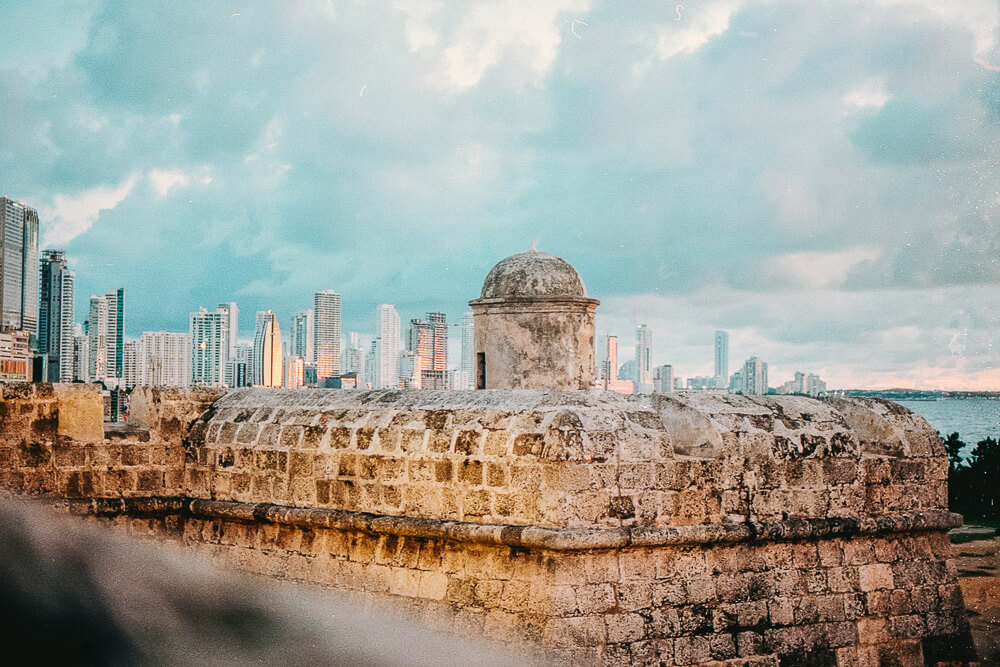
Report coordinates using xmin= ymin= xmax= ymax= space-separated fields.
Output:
xmin=0 ymin=383 xmax=977 ymax=665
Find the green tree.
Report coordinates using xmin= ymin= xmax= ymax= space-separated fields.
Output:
xmin=966 ymin=437 xmax=1000 ymax=517
xmin=943 ymin=432 xmax=965 ymax=470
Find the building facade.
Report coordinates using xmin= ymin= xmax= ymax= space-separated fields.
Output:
xmin=290 ymin=309 xmax=314 ymax=362
xmin=714 ymin=330 xmax=728 ymax=390
xmin=634 ymin=324 xmax=653 ymax=394
xmin=0 ymin=197 xmax=39 ymax=341
xmin=374 ymin=304 xmax=400 ymax=389
xmin=190 ymin=307 xmax=230 ymax=386
xmin=314 ymin=291 xmax=341 ymax=382
xmin=738 ymin=356 xmax=768 ymax=395
xmin=253 ymin=310 xmax=282 ymax=388
xmin=653 ymin=364 xmax=674 ymax=394
xmin=38 ymin=250 xmax=75 ymax=383
xmin=87 ymin=295 xmax=108 ymax=381
xmin=139 ymin=331 xmax=191 ymax=387
xmin=0 ymin=328 xmax=32 ymax=382
xmin=407 ymin=313 xmax=449 ymax=390
xmin=104 ymin=289 xmax=125 ymax=384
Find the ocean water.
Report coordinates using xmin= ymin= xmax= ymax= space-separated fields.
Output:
xmin=896 ymin=398 xmax=1000 ymax=454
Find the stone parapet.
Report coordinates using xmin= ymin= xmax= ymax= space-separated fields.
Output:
xmin=0 ymin=385 xmax=977 ymax=665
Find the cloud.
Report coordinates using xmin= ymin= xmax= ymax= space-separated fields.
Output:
xmin=768 ymin=246 xmax=882 ymax=289
xmin=2 ymin=0 xmax=999 ymax=388
xmin=653 ymin=0 xmax=743 ymax=60
xmin=148 ymin=167 xmax=212 ymax=197
xmin=413 ymin=0 xmax=590 ymax=91
xmin=39 ymin=176 xmax=138 ymax=247
xmin=844 ymin=77 xmax=889 ymax=110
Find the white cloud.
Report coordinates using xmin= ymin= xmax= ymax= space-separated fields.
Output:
xmin=654 ymin=0 xmax=743 ymax=60
xmin=404 ymin=0 xmax=588 ymax=91
xmin=768 ymin=246 xmax=882 ymax=289
xmin=869 ymin=0 xmax=999 ymax=55
xmin=39 ymin=176 xmax=138 ymax=246
xmin=844 ymin=77 xmax=889 ymax=110
xmin=148 ymin=167 xmax=213 ymax=197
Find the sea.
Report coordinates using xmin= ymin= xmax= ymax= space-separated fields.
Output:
xmin=896 ymin=398 xmax=1000 ymax=456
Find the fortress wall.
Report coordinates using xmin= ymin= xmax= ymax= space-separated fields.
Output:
xmin=0 ymin=384 xmax=977 ymax=665
xmin=0 ymin=383 xmax=183 ymax=499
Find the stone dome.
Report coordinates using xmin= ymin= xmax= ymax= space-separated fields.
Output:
xmin=479 ymin=249 xmax=588 ymax=299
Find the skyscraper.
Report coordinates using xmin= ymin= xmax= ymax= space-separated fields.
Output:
xmin=1 ymin=197 xmax=39 ymax=340
xmin=374 ymin=304 xmax=399 ymax=389
xmin=285 ymin=355 xmax=305 ymax=389
xmin=122 ymin=341 xmax=139 ymax=389
xmin=38 ymin=250 xmax=75 ymax=382
xmin=459 ymin=312 xmax=474 ymax=390
xmin=253 ymin=310 xmax=283 ymax=388
xmin=87 ymin=295 xmax=108 ymax=381
xmin=73 ymin=323 xmax=89 ymax=383
xmin=218 ymin=302 xmax=239 ymax=360
xmin=634 ymin=324 xmax=653 ymax=394
xmin=314 ymin=291 xmax=341 ymax=381
xmin=341 ymin=331 xmax=364 ymax=378
xmin=738 ymin=356 xmax=768 ymax=396
xmin=653 ymin=364 xmax=674 ymax=394
xmin=602 ymin=335 xmax=618 ymax=386
xmin=407 ymin=312 xmax=448 ymax=389
xmin=139 ymin=331 xmax=191 ymax=387
xmin=190 ymin=307 xmax=229 ymax=386
xmin=104 ymin=289 xmax=125 ymax=382
xmin=290 ymin=309 xmax=314 ymax=361
xmin=714 ymin=331 xmax=728 ymax=390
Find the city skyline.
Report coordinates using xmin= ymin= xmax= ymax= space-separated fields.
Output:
xmin=2 ymin=1 xmax=998 ymax=389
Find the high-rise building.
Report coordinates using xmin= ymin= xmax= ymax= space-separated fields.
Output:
xmin=218 ymin=302 xmax=239 ymax=359
xmin=87 ymin=296 xmax=108 ymax=380
xmin=714 ymin=331 xmax=729 ymax=390
xmin=634 ymin=324 xmax=653 ymax=394
xmin=122 ymin=341 xmax=139 ymax=389
xmin=653 ymin=364 xmax=674 ymax=394
xmin=738 ymin=356 xmax=768 ymax=396
xmin=0 ymin=197 xmax=39 ymax=341
xmin=253 ymin=310 xmax=283 ymax=388
xmin=83 ymin=289 xmax=123 ymax=384
xmin=139 ymin=331 xmax=191 ymax=387
xmin=363 ymin=339 xmax=377 ymax=389
xmin=602 ymin=335 xmax=618 ymax=386
xmin=104 ymin=289 xmax=125 ymax=382
xmin=285 ymin=355 xmax=305 ymax=389
xmin=290 ymin=309 xmax=314 ymax=361
xmin=459 ymin=312 xmax=474 ymax=390
xmin=73 ymin=323 xmax=89 ymax=383
xmin=806 ymin=373 xmax=826 ymax=397
xmin=314 ymin=291 xmax=341 ymax=381
xmin=374 ymin=304 xmax=400 ymax=389
xmin=341 ymin=332 xmax=364 ymax=378
xmin=190 ymin=307 xmax=230 ymax=386
xmin=407 ymin=312 xmax=448 ymax=389
xmin=226 ymin=343 xmax=252 ymax=388
xmin=38 ymin=250 xmax=75 ymax=382
xmin=398 ymin=349 xmax=421 ymax=389
xmin=601 ymin=335 xmax=634 ymax=394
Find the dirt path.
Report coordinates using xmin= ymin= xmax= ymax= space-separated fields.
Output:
xmin=953 ymin=529 xmax=1000 ymax=665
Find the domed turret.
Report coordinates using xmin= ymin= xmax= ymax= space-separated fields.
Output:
xmin=479 ymin=250 xmax=588 ymax=300
xmin=469 ymin=247 xmax=598 ymax=390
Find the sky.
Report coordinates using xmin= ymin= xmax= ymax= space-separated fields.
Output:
xmin=1 ymin=0 xmax=998 ymax=390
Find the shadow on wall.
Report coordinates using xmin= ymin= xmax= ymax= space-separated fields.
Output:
xmin=0 ymin=498 xmax=534 ymax=667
